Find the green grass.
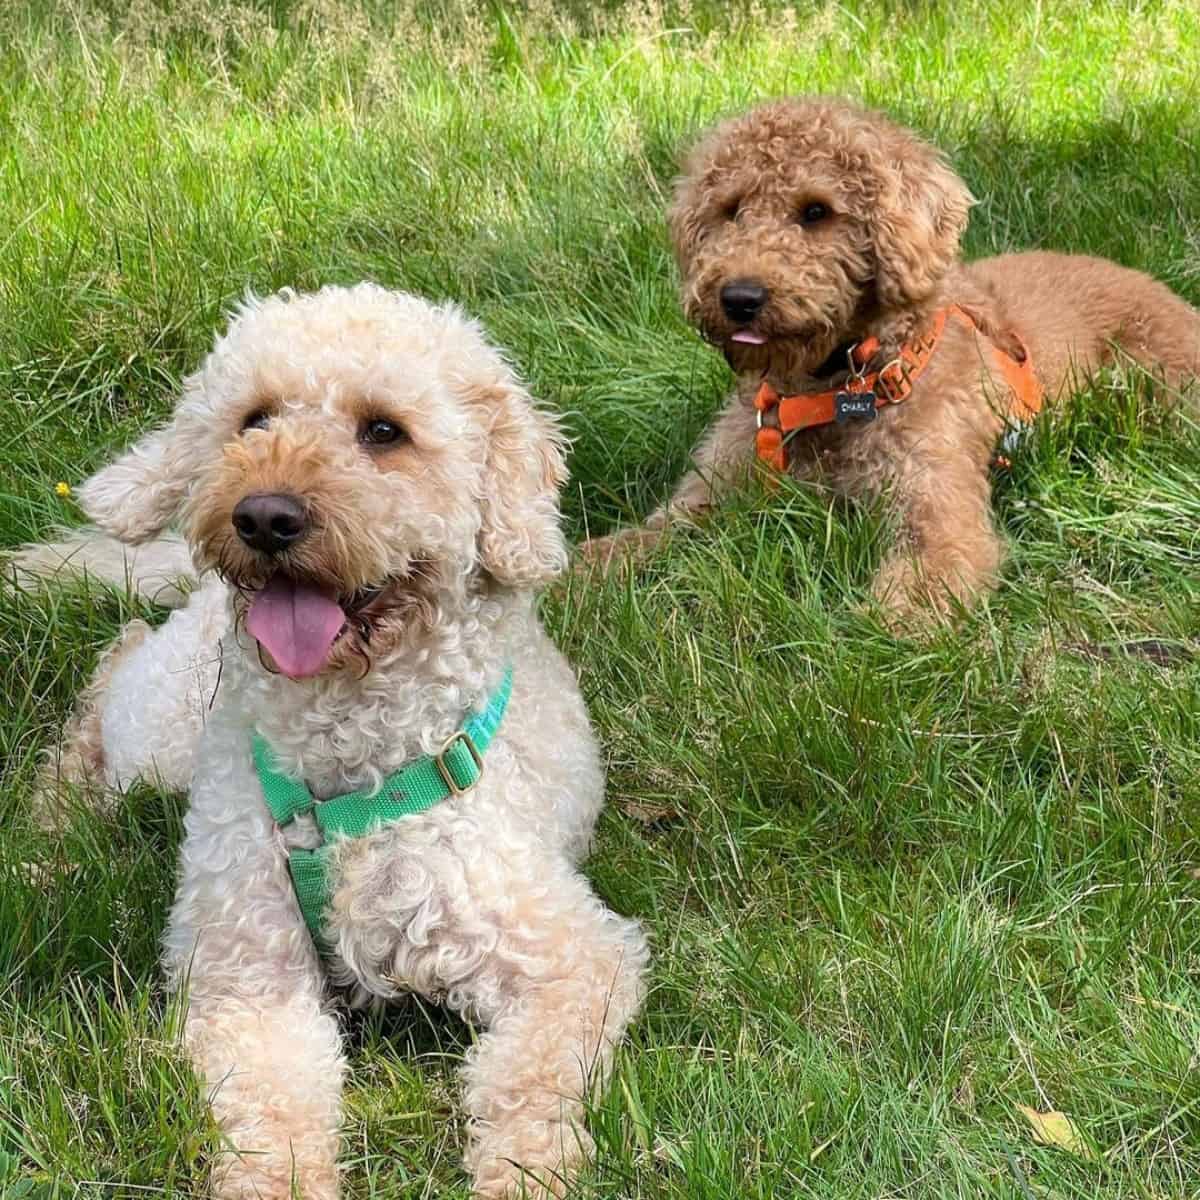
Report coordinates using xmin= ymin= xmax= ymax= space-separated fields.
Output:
xmin=2 ymin=1 xmax=1200 ymax=1196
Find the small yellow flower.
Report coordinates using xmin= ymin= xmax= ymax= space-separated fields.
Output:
xmin=55 ymin=481 xmax=71 ymax=498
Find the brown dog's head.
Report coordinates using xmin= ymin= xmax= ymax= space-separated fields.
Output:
xmin=669 ymin=96 xmax=974 ymax=376
xmin=76 ymin=285 xmax=568 ymax=679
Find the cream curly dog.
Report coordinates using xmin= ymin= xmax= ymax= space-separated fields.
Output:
xmin=584 ymin=96 xmax=1200 ymax=622
xmin=23 ymin=284 xmax=648 ymax=1199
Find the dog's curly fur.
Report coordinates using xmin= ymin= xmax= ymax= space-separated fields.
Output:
xmin=25 ymin=284 xmax=648 ymax=1199
xmin=584 ymin=96 xmax=1200 ymax=623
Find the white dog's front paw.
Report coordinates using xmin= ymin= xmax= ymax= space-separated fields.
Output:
xmin=211 ymin=1142 xmax=339 ymax=1200
xmin=470 ymin=1123 xmax=593 ymax=1199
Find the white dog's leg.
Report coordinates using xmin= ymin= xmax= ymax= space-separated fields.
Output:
xmin=184 ymin=989 xmax=343 ymax=1200
xmin=457 ymin=867 xmax=648 ymax=1199
xmin=34 ymin=577 xmax=228 ymax=827
xmin=167 ymin=711 xmax=345 ymax=1200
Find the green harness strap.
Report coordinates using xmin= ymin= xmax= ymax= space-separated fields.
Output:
xmin=253 ymin=667 xmax=514 ymax=947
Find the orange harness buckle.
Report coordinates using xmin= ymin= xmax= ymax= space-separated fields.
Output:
xmin=752 ymin=305 xmax=1044 ymax=471
xmin=875 ymin=356 xmax=914 ymax=404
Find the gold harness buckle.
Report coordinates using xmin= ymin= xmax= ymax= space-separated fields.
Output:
xmin=435 ymin=730 xmax=483 ymax=795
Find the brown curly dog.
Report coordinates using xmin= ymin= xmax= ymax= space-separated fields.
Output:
xmin=583 ymin=96 xmax=1200 ymax=625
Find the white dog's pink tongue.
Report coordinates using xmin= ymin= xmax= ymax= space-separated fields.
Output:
xmin=731 ymin=330 xmax=767 ymax=345
xmin=246 ymin=575 xmax=346 ymax=679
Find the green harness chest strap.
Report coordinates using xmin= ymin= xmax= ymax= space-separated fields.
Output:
xmin=253 ymin=667 xmax=514 ymax=948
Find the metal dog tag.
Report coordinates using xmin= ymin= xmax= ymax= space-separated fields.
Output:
xmin=834 ymin=390 xmax=877 ymax=422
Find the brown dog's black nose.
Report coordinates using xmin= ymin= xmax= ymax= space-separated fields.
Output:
xmin=232 ymin=492 xmax=309 ymax=555
xmin=720 ymin=281 xmax=769 ymax=322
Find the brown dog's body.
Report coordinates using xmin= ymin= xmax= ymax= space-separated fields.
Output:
xmin=585 ymin=98 xmax=1200 ymax=623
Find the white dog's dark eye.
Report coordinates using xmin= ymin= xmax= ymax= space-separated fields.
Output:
xmin=799 ymin=202 xmax=830 ymax=225
xmin=241 ymin=410 xmax=270 ymax=432
xmin=360 ymin=418 xmax=406 ymax=447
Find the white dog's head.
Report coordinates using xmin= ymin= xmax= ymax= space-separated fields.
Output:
xmin=79 ymin=284 xmax=568 ymax=678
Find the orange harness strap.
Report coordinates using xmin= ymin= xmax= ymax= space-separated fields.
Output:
xmin=754 ymin=305 xmax=1043 ymax=471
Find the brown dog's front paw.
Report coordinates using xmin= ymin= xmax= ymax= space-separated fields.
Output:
xmin=576 ymin=526 xmax=664 ymax=576
xmin=577 ymin=532 xmax=622 ymax=570
xmin=871 ymin=550 xmax=992 ymax=635
xmin=869 ymin=557 xmax=953 ymax=634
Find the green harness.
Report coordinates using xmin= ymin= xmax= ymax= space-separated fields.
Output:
xmin=253 ymin=668 xmax=514 ymax=946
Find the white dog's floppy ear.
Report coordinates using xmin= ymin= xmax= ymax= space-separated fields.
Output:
xmin=480 ymin=376 xmax=569 ymax=587
xmin=871 ymin=133 xmax=974 ymax=309
xmin=76 ymin=420 xmax=189 ymax=543
xmin=457 ymin=359 xmax=569 ymax=588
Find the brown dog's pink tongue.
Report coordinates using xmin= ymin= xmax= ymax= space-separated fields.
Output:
xmin=731 ymin=330 xmax=767 ymax=345
xmin=245 ymin=575 xmax=346 ymax=679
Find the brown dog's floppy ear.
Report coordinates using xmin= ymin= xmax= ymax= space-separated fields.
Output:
xmin=871 ymin=130 xmax=974 ymax=309
xmin=668 ymin=165 xmax=706 ymax=275
xmin=453 ymin=349 xmax=569 ymax=588
xmin=667 ymin=126 xmax=726 ymax=277
xmin=76 ymin=419 xmax=189 ymax=543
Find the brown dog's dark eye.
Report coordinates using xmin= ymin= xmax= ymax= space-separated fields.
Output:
xmin=241 ymin=410 xmax=270 ymax=433
xmin=721 ymin=199 xmax=741 ymax=222
xmin=360 ymin=418 xmax=406 ymax=447
xmin=799 ymin=202 xmax=830 ymax=225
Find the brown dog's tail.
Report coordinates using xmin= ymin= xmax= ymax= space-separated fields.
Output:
xmin=7 ymin=529 xmax=195 ymax=608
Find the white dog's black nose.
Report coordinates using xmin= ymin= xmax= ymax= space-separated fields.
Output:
xmin=232 ymin=492 xmax=309 ymax=555
xmin=720 ymin=281 xmax=769 ymax=322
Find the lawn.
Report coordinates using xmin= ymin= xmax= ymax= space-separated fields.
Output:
xmin=2 ymin=1 xmax=1200 ymax=1196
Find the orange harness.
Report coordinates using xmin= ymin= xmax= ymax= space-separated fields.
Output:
xmin=753 ymin=305 xmax=1044 ymax=472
